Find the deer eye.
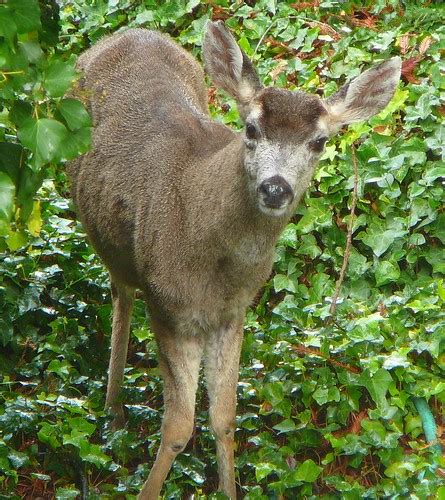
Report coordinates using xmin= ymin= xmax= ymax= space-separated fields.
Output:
xmin=245 ymin=122 xmax=258 ymax=140
xmin=310 ymin=136 xmax=328 ymax=153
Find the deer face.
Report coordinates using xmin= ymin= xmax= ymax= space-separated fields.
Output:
xmin=243 ymin=88 xmax=330 ymax=216
xmin=203 ymin=20 xmax=401 ymax=218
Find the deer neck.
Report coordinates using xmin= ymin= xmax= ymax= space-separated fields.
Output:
xmin=192 ymin=133 xmax=288 ymax=263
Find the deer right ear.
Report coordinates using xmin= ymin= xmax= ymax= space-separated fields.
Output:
xmin=324 ymin=57 xmax=401 ymax=129
xmin=203 ymin=21 xmax=262 ymax=106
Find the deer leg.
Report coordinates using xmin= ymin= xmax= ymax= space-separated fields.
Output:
xmin=204 ymin=320 xmax=244 ymax=499
xmin=105 ymin=280 xmax=135 ymax=429
xmin=138 ymin=322 xmax=204 ymax=500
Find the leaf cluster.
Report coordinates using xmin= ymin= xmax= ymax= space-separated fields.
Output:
xmin=0 ymin=0 xmax=91 ymax=252
xmin=1 ymin=0 xmax=444 ymax=498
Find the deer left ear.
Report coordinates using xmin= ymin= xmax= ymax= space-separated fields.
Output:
xmin=324 ymin=57 xmax=401 ymax=129
xmin=203 ymin=21 xmax=263 ymax=106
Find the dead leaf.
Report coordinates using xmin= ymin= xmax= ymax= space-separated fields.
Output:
xmin=350 ymin=410 xmax=368 ymax=434
xmin=290 ymin=1 xmax=320 ymax=11
xmin=401 ymin=57 xmax=420 ymax=84
xmin=351 ymin=9 xmax=377 ymax=29
xmin=305 ymin=20 xmax=341 ymax=41
xmin=286 ymin=455 xmax=297 ymax=469
xmin=208 ymin=86 xmax=217 ymax=106
xmin=265 ymin=37 xmax=293 ymax=54
xmin=269 ymin=59 xmax=288 ymax=82
xmin=207 ymin=1 xmax=230 ymax=21
xmin=399 ymin=34 xmax=410 ymax=55
xmin=261 ymin=401 xmax=273 ymax=413
xmin=373 ymin=125 xmax=389 ymax=135
xmin=378 ymin=301 xmax=388 ymax=317
xmin=419 ymin=35 xmax=432 ymax=56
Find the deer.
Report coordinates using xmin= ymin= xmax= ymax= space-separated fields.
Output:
xmin=67 ymin=20 xmax=401 ymax=499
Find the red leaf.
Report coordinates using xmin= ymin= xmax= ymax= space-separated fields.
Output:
xmin=401 ymin=57 xmax=420 ymax=84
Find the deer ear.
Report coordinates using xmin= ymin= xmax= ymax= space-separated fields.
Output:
xmin=203 ymin=21 xmax=262 ymax=105
xmin=325 ymin=57 xmax=401 ymax=128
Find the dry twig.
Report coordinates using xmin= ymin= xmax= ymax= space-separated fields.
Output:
xmin=329 ymin=144 xmax=359 ymax=315
xmin=291 ymin=343 xmax=361 ymax=373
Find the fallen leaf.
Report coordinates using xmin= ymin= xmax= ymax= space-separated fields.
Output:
xmin=399 ymin=34 xmax=410 ymax=55
xmin=306 ymin=20 xmax=341 ymax=41
xmin=269 ymin=59 xmax=288 ymax=81
xmin=350 ymin=410 xmax=368 ymax=434
xmin=265 ymin=37 xmax=292 ymax=54
xmin=351 ymin=10 xmax=377 ymax=29
xmin=373 ymin=125 xmax=389 ymax=135
xmin=286 ymin=455 xmax=297 ymax=469
xmin=401 ymin=57 xmax=420 ymax=84
xmin=290 ymin=1 xmax=320 ymax=11
xmin=418 ymin=35 xmax=432 ymax=56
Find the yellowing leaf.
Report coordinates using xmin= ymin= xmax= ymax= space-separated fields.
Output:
xmin=6 ymin=230 xmax=28 ymax=251
xmin=27 ymin=200 xmax=42 ymax=236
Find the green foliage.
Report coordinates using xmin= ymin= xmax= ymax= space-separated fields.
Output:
xmin=1 ymin=0 xmax=444 ymax=498
xmin=0 ymin=0 xmax=91 ymax=251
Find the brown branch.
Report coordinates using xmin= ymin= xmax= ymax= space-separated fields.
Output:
xmin=330 ymin=144 xmax=359 ymax=315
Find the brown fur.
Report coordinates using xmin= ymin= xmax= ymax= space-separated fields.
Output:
xmin=256 ymin=87 xmax=328 ymax=141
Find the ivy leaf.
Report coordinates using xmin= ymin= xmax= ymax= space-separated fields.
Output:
xmin=47 ymin=359 xmax=72 ymax=378
xmin=278 ymin=223 xmax=298 ymax=248
xmin=27 ymin=201 xmax=42 ymax=236
xmin=44 ymin=56 xmax=77 ymax=97
xmin=0 ymin=318 xmax=13 ymax=347
xmin=78 ymin=442 xmax=110 ymax=467
xmin=273 ymin=418 xmax=296 ymax=433
xmin=296 ymin=198 xmax=332 ymax=233
xmin=0 ymin=173 xmax=15 ymax=224
xmin=59 ymin=99 xmax=92 ymax=131
xmin=66 ymin=417 xmax=96 ymax=437
xmin=55 ymin=487 xmax=80 ymax=498
xmin=297 ymin=234 xmax=321 ymax=258
xmin=374 ymin=261 xmax=400 ymax=286
xmin=6 ymin=230 xmax=27 ymax=251
xmin=359 ymin=369 xmax=393 ymax=409
xmin=10 ymin=101 xmax=33 ymax=129
xmin=37 ymin=422 xmax=61 ymax=449
xmin=18 ymin=118 xmax=68 ymax=165
xmin=273 ymin=273 xmax=296 ymax=293
xmin=0 ymin=11 xmax=18 ymax=44
xmin=261 ymin=382 xmax=284 ymax=405
xmin=313 ymin=386 xmax=340 ymax=405
xmin=361 ymin=228 xmax=407 ymax=257
xmin=255 ymin=462 xmax=276 ymax=482
xmin=59 ymin=127 xmax=92 ymax=160
xmin=293 ymin=459 xmax=323 ymax=482
xmin=9 ymin=0 xmax=41 ymax=34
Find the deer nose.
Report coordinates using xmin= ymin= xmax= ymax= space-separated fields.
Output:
xmin=258 ymin=176 xmax=293 ymax=209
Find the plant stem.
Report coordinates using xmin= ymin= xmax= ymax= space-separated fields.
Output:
xmin=329 ymin=144 xmax=359 ymax=315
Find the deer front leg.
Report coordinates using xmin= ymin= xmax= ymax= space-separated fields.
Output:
xmin=105 ymin=280 xmax=135 ymax=429
xmin=138 ymin=321 xmax=204 ymax=500
xmin=204 ymin=320 xmax=244 ymax=499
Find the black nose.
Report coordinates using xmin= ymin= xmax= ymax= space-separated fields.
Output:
xmin=258 ymin=176 xmax=293 ymax=209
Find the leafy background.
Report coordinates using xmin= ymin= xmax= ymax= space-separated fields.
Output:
xmin=0 ymin=0 xmax=444 ymax=498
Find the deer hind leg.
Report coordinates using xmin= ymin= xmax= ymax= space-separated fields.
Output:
xmin=204 ymin=320 xmax=244 ymax=499
xmin=105 ymin=280 xmax=135 ymax=429
xmin=138 ymin=321 xmax=204 ymax=500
